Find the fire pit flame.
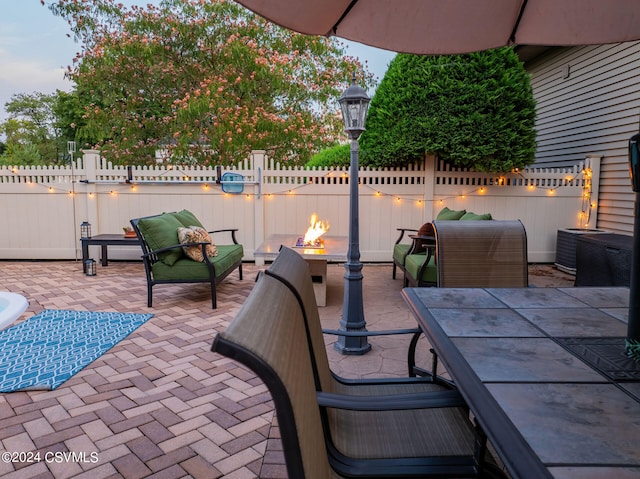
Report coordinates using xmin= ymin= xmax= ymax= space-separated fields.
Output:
xmin=296 ymin=213 xmax=329 ymax=248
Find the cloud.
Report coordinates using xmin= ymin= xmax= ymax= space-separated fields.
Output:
xmin=0 ymin=51 xmax=72 ymax=123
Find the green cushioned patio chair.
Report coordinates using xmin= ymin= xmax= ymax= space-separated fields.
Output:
xmin=393 ymin=207 xmax=470 ymax=280
xmin=212 ymin=257 xmax=506 ymax=479
xmin=130 ymin=210 xmax=243 ymax=308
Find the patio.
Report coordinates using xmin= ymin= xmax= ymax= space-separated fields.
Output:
xmin=0 ymin=260 xmax=574 ymax=478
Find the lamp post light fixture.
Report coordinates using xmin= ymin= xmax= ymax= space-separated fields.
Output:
xmin=335 ymin=75 xmax=372 ymax=355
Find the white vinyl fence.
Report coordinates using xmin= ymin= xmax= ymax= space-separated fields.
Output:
xmin=0 ymin=150 xmax=600 ymax=263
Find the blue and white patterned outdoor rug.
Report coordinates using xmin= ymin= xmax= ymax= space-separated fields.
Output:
xmin=0 ymin=309 xmax=153 ymax=392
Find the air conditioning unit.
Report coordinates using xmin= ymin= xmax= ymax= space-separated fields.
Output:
xmin=555 ymin=228 xmax=608 ymax=274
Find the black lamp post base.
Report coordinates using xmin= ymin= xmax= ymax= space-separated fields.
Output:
xmin=334 ymin=337 xmax=372 ymax=355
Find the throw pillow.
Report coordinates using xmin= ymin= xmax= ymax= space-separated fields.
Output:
xmin=178 ymin=226 xmax=218 ymax=262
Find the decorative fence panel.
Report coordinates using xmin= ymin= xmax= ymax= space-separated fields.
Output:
xmin=0 ymin=150 xmax=599 ymax=263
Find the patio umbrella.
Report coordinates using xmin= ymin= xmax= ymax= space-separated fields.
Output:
xmin=231 ymin=0 xmax=640 ymax=55
xmin=231 ymin=0 xmax=640 ymax=354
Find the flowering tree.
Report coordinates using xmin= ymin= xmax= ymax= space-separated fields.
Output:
xmin=47 ymin=0 xmax=372 ymax=165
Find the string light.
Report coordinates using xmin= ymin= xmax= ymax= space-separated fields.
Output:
xmin=5 ymin=164 xmax=597 ymax=230
xmin=580 ymin=167 xmax=593 ymax=228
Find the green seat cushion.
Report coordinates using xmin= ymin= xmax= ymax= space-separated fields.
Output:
xmin=405 ymin=253 xmax=437 ymax=284
xmin=137 ymin=213 xmax=185 ymax=266
xmin=209 ymin=244 xmax=244 ymax=272
xmin=393 ymin=243 xmax=411 ymax=265
xmin=172 ymin=209 xmax=204 ymax=228
xmin=460 ymin=211 xmax=492 ymax=220
xmin=151 ymin=243 xmax=243 ymax=281
xmin=436 ymin=206 xmax=466 ymax=220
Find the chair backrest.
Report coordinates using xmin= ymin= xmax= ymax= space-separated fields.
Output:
xmin=433 ymin=220 xmax=528 ymax=287
xmin=264 ymin=246 xmax=336 ymax=394
xmin=211 ymin=272 xmax=332 ymax=479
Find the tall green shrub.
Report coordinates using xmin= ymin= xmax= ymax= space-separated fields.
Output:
xmin=307 ymin=143 xmax=350 ymax=168
xmin=360 ymin=48 xmax=537 ymax=173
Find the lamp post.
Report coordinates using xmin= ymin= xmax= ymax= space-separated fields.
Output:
xmin=335 ymin=75 xmax=372 ymax=355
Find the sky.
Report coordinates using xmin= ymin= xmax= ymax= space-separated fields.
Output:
xmin=0 ymin=1 xmax=396 ymax=125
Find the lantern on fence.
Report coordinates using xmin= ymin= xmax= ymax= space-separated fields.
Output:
xmin=80 ymin=221 xmax=91 ymax=239
xmin=84 ymin=258 xmax=96 ymax=276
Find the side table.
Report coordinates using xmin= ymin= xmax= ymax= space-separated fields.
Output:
xmin=81 ymin=234 xmax=141 ymax=273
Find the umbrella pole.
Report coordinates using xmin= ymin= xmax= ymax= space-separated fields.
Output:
xmin=627 ymin=192 xmax=640 ymax=357
xmin=627 ymin=134 xmax=640 ymax=359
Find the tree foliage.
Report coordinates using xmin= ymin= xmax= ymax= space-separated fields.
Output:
xmin=360 ymin=48 xmax=537 ymax=173
xmin=47 ymin=0 xmax=372 ymax=166
xmin=306 ymin=143 xmax=350 ymax=168
xmin=0 ymin=92 xmax=64 ymax=165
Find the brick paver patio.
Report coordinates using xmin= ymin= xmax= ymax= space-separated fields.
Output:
xmin=0 ymin=259 xmax=575 ymax=478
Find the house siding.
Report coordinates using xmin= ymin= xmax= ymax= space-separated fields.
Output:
xmin=526 ymin=42 xmax=640 ymax=234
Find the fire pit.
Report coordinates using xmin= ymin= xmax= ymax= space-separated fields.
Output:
xmin=294 ymin=213 xmax=329 ymax=249
xmin=295 ymin=237 xmax=324 ymax=248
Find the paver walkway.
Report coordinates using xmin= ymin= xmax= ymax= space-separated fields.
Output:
xmin=0 ymin=260 xmax=575 ymax=478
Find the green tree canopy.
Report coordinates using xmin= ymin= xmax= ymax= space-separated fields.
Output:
xmin=48 ymin=0 xmax=372 ymax=166
xmin=360 ymin=48 xmax=537 ymax=173
xmin=0 ymin=92 xmax=63 ymax=165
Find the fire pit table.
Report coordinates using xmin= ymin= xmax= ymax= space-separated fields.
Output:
xmin=253 ymin=234 xmax=348 ymax=306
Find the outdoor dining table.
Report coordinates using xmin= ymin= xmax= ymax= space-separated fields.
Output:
xmin=402 ymin=286 xmax=640 ymax=479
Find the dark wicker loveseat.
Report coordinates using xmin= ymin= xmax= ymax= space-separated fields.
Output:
xmin=130 ymin=210 xmax=243 ymax=309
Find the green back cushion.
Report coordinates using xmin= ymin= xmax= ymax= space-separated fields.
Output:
xmin=415 ymin=207 xmax=467 ymax=236
xmin=137 ymin=213 xmax=184 ymax=266
xmin=172 ymin=209 xmax=204 ymax=228
xmin=460 ymin=212 xmax=493 ymax=220
xmin=436 ymin=207 xmax=466 ymax=220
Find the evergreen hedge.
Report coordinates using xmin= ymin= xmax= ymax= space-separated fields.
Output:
xmin=359 ymin=47 xmax=537 ymax=173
